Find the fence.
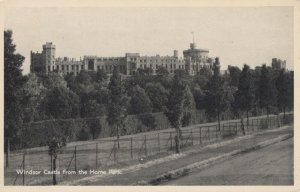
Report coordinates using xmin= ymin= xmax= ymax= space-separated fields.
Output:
xmin=4 ymin=112 xmax=293 ymax=185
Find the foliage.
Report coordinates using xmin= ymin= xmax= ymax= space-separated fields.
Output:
xmin=275 ymin=69 xmax=293 ymax=115
xmin=41 ymin=86 xmax=80 ymax=119
xmin=205 ymin=58 xmax=233 ymax=130
xmin=128 ymin=85 xmax=153 ymax=114
xmin=145 ymin=82 xmax=169 ymax=112
xmin=4 ymin=30 xmax=25 ymax=146
xmin=107 ymin=66 xmax=130 ymax=147
xmin=228 ymin=65 xmax=242 ymax=87
xmin=257 ymin=64 xmax=277 ymax=115
xmin=233 ymin=64 xmax=254 ymax=116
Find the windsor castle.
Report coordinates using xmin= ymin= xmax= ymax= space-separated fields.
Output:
xmin=30 ymin=42 xmax=215 ymax=76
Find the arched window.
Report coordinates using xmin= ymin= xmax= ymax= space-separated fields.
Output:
xmin=88 ymin=60 xmax=94 ymax=70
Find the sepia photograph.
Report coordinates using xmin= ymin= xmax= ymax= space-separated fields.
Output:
xmin=2 ymin=0 xmax=298 ymax=190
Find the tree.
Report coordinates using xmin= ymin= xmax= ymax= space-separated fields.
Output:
xmin=205 ymin=57 xmax=233 ymax=131
xmin=4 ymin=30 xmax=25 ymax=148
xmin=165 ymin=73 xmax=195 ymax=153
xmin=39 ymin=72 xmax=68 ymax=90
xmin=181 ymin=86 xmax=196 ymax=127
xmin=192 ymin=84 xmax=206 ymax=110
xmin=48 ymin=137 xmax=66 ymax=185
xmin=95 ymin=69 xmax=108 ymax=83
xmin=19 ymin=73 xmax=46 ymax=122
xmin=145 ymin=82 xmax=169 ymax=112
xmin=194 ymin=66 xmax=212 ymax=88
xmin=107 ymin=66 xmax=129 ymax=148
xmin=42 ymin=87 xmax=80 ymax=119
xmin=128 ymin=85 xmax=153 ymax=114
xmin=228 ymin=65 xmax=241 ymax=87
xmin=275 ymin=69 xmax=292 ymax=118
xmin=155 ymin=66 xmax=172 ymax=89
xmin=233 ymin=64 xmax=254 ymax=128
xmin=257 ymin=64 xmax=277 ymax=117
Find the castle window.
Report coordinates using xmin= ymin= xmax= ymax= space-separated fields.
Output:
xmin=62 ymin=65 xmax=64 ymax=70
xmin=88 ymin=60 xmax=94 ymax=70
xmin=144 ymin=64 xmax=146 ymax=68
xmin=48 ymin=66 xmax=50 ymax=71
xmin=81 ymin=65 xmax=84 ymax=70
xmin=76 ymin=65 xmax=79 ymax=70
xmin=72 ymin=65 xmax=74 ymax=70
xmin=57 ymin=65 xmax=59 ymax=70
xmin=140 ymin=64 xmax=142 ymax=68
xmin=67 ymin=65 xmax=69 ymax=70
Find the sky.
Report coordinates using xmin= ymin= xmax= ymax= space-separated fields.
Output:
xmin=4 ymin=7 xmax=294 ymax=74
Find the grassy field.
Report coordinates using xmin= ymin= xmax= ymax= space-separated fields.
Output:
xmin=4 ymin=113 xmax=292 ymax=185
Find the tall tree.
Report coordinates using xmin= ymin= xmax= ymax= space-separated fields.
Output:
xmin=275 ymin=69 xmax=291 ymax=118
xmin=41 ymin=87 xmax=80 ymax=119
xmin=233 ymin=64 xmax=254 ymax=128
xmin=19 ymin=73 xmax=46 ymax=122
xmin=205 ymin=57 xmax=233 ymax=131
xmin=4 ymin=30 xmax=25 ymax=147
xmin=165 ymin=73 xmax=195 ymax=153
xmin=145 ymin=82 xmax=169 ymax=112
xmin=257 ymin=65 xmax=277 ymax=117
xmin=128 ymin=85 xmax=153 ymax=114
xmin=194 ymin=66 xmax=212 ymax=88
xmin=228 ymin=65 xmax=242 ymax=87
xmin=107 ymin=66 xmax=129 ymax=148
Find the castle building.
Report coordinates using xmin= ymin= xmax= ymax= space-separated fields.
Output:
xmin=30 ymin=42 xmax=214 ymax=76
xmin=272 ymin=58 xmax=286 ymax=70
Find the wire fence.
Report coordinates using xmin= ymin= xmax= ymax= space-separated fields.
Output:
xmin=4 ymin=112 xmax=293 ymax=185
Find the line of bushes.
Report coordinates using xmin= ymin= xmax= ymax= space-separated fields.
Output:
xmin=18 ymin=107 xmax=269 ymax=150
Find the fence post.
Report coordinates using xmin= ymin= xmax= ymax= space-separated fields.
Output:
xmin=199 ymin=127 xmax=202 ymax=144
xmin=74 ymin=146 xmax=77 ymax=171
xmin=96 ymin=143 xmax=98 ymax=169
xmin=6 ymin=138 xmax=10 ymax=168
xmin=158 ymin=133 xmax=160 ymax=153
xmin=144 ymin=135 xmax=147 ymax=156
xmin=208 ymin=127 xmax=210 ymax=141
xmin=22 ymin=152 xmax=25 ymax=185
xmin=191 ymin=129 xmax=194 ymax=145
xmin=130 ymin=137 xmax=133 ymax=159
xmin=50 ymin=154 xmax=53 ymax=171
xmin=170 ymin=132 xmax=173 ymax=149
xmin=113 ymin=140 xmax=117 ymax=162
xmin=215 ymin=125 xmax=217 ymax=139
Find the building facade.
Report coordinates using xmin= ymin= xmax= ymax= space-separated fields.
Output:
xmin=30 ymin=42 xmax=214 ymax=76
xmin=272 ymin=58 xmax=286 ymax=70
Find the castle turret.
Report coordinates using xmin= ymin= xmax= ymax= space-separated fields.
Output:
xmin=173 ymin=50 xmax=178 ymax=58
xmin=42 ymin=42 xmax=56 ymax=73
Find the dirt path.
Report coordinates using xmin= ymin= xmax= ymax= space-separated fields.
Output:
xmin=164 ymin=137 xmax=293 ymax=185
